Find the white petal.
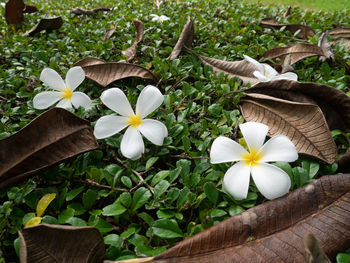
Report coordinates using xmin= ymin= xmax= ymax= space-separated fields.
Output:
xmin=263 ymin=64 xmax=278 ymax=78
xmin=94 ymin=115 xmax=129 ymax=139
xmin=251 ymin=163 xmax=291 ymax=200
xmin=272 ymin=72 xmax=298 ymax=81
xmin=222 ymin=161 xmax=251 ymax=200
xmin=239 ymin=122 xmax=268 ymax=152
xmin=56 ymin=99 xmax=72 ymax=109
xmin=121 ymin=126 xmax=144 ymax=160
xmin=243 ymin=55 xmax=264 ymax=73
xmin=136 ymin=85 xmax=164 ymax=118
xmin=33 ymin=91 xmax=63 ymax=109
xmin=138 ymin=119 xmax=168 ymax=146
xmin=71 ymin=92 xmax=92 ymax=110
xmin=259 ymin=135 xmax=298 ymax=162
xmin=253 ymin=71 xmax=269 ymax=82
xmin=210 ymin=136 xmax=248 ymax=164
xmin=65 ymin=66 xmax=85 ymax=91
xmin=100 ymin=88 xmax=134 ymax=116
xmin=159 ymin=15 xmax=170 ymax=21
xmin=40 ymin=68 xmax=65 ymax=91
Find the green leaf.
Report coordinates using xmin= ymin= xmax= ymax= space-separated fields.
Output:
xmin=121 ymin=176 xmax=133 ymax=188
xmin=210 ymin=209 xmax=227 ymax=217
xmin=146 ymin=157 xmax=159 ymax=170
xmin=151 ymin=170 xmax=170 ymax=186
xmin=89 ymin=215 xmax=113 ymax=233
xmin=138 ymin=212 xmax=154 ymax=226
xmin=204 ymin=182 xmax=218 ymax=205
xmin=104 ymin=234 xmax=122 ymax=247
xmin=154 ymin=180 xmax=170 ymax=199
xmin=82 ymin=189 xmax=98 ymax=210
xmin=337 ymin=253 xmax=350 ymax=263
xmin=152 ymin=219 xmax=184 ymax=238
xmin=119 ymin=192 xmax=132 ymax=208
xmin=67 ymin=217 xmax=87 ymax=226
xmin=302 ymin=160 xmax=320 ymax=178
xmin=132 ymin=187 xmax=152 ymax=212
xmin=66 ymin=186 xmax=84 ymax=201
xmin=58 ymin=208 xmax=75 ymax=224
xmin=102 ymin=202 xmax=127 ymax=216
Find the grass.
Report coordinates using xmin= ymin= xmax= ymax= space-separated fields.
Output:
xmin=242 ymin=0 xmax=350 ymax=11
xmin=1 ymin=0 xmax=350 ymax=262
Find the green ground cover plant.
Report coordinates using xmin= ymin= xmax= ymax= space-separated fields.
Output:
xmin=0 ymin=0 xmax=350 ymax=262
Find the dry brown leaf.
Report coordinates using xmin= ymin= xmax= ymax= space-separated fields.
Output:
xmin=0 ymin=108 xmax=99 ymax=189
xmin=240 ymin=93 xmax=337 ymax=164
xmin=116 ymin=174 xmax=350 ymax=263
xmin=154 ymin=0 xmax=164 ymax=9
xmin=105 ymin=23 xmax=117 ymax=41
xmin=303 ymin=234 xmax=331 ymax=263
xmin=74 ymin=57 xmax=158 ymax=87
xmin=23 ymin=17 xmax=63 ymax=36
xmin=246 ymin=79 xmax=350 ymax=131
xmin=197 ymin=55 xmax=258 ymax=85
xmin=70 ymin=7 xmax=113 ymax=15
xmin=19 ymin=224 xmax=105 ymax=263
xmin=329 ymin=28 xmax=350 ymax=39
xmin=122 ymin=20 xmax=144 ymax=61
xmin=283 ymin=6 xmax=291 ymax=18
xmin=260 ymin=18 xmax=315 ymax=39
xmin=22 ymin=4 xmax=37 ymax=14
xmin=170 ymin=17 xmax=194 ymax=60
xmin=262 ymin=43 xmax=324 ymax=65
xmin=318 ymin=32 xmax=334 ymax=62
xmin=5 ymin=0 xmax=25 ymax=24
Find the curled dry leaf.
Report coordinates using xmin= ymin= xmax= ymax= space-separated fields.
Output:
xmin=197 ymin=55 xmax=258 ymax=85
xmin=23 ymin=17 xmax=63 ymax=36
xmin=246 ymin=79 xmax=350 ymax=131
xmin=262 ymin=43 xmax=324 ymax=65
xmin=170 ymin=17 xmax=194 ymax=60
xmin=74 ymin=57 xmax=158 ymax=87
xmin=329 ymin=28 xmax=350 ymax=39
xmin=5 ymin=0 xmax=25 ymax=24
xmin=303 ymin=234 xmax=331 ymax=263
xmin=154 ymin=0 xmax=164 ymax=9
xmin=240 ymin=93 xmax=337 ymax=164
xmin=70 ymin=7 xmax=113 ymax=15
xmin=105 ymin=23 xmax=117 ymax=41
xmin=318 ymin=32 xmax=334 ymax=62
xmin=0 ymin=108 xmax=99 ymax=189
xmin=122 ymin=20 xmax=144 ymax=61
xmin=283 ymin=6 xmax=291 ymax=18
xmin=23 ymin=4 xmax=37 ymax=14
xmin=19 ymin=224 xmax=105 ymax=263
xmin=260 ymin=18 xmax=315 ymax=39
xmin=116 ymin=174 xmax=350 ymax=263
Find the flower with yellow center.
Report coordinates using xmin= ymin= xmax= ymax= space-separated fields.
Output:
xmin=94 ymin=86 xmax=168 ymax=160
xmin=210 ymin=122 xmax=298 ymax=200
xmin=243 ymin=55 xmax=298 ymax=83
xmin=33 ymin=66 xmax=92 ymax=110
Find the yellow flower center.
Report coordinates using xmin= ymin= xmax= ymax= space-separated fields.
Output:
xmin=62 ymin=88 xmax=73 ymax=100
xmin=127 ymin=114 xmax=142 ymax=128
xmin=242 ymin=149 xmax=262 ymax=166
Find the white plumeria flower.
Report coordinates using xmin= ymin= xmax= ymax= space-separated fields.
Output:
xmin=243 ymin=55 xmax=298 ymax=82
xmin=94 ymin=85 xmax=168 ymax=160
xmin=33 ymin=67 xmax=92 ymax=110
xmin=150 ymin=14 xmax=170 ymax=22
xmin=210 ymin=122 xmax=298 ymax=200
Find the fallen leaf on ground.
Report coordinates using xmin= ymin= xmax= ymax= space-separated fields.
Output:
xmin=74 ymin=57 xmax=158 ymax=87
xmin=23 ymin=17 xmax=63 ymax=36
xmin=116 ymin=174 xmax=350 ymax=262
xmin=121 ymin=20 xmax=144 ymax=61
xmin=260 ymin=18 xmax=315 ymax=39
xmin=197 ymin=54 xmax=258 ymax=85
xmin=303 ymin=234 xmax=331 ymax=263
xmin=0 ymin=108 xmax=99 ymax=189
xmin=70 ymin=7 xmax=113 ymax=15
xmin=262 ymin=43 xmax=324 ymax=65
xmin=19 ymin=224 xmax=105 ymax=263
xmin=23 ymin=4 xmax=37 ymax=13
xmin=170 ymin=16 xmax=194 ymax=60
xmin=240 ymin=93 xmax=337 ymax=164
xmin=104 ymin=23 xmax=117 ymax=41
xmin=318 ymin=32 xmax=334 ymax=62
xmin=246 ymin=79 xmax=350 ymax=131
xmin=5 ymin=0 xmax=25 ymax=24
